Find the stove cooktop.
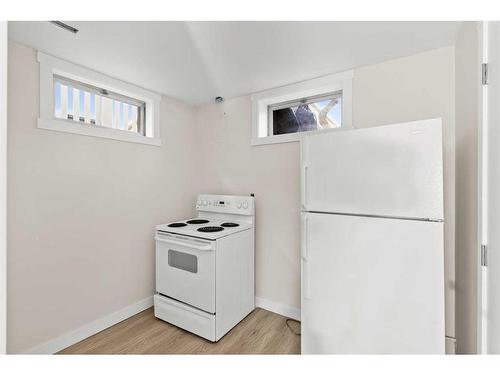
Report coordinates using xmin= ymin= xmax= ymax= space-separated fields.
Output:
xmin=157 ymin=217 xmax=252 ymax=240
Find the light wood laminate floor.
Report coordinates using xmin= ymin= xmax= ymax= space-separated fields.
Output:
xmin=58 ymin=307 xmax=301 ymax=354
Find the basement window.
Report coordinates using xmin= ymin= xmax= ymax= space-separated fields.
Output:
xmin=54 ymin=76 xmax=146 ymax=135
xmin=251 ymin=70 xmax=353 ymax=146
xmin=269 ymin=91 xmax=342 ymax=136
xmin=37 ymin=52 xmax=161 ymax=146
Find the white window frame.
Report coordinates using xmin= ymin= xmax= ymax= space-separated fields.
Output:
xmin=37 ymin=51 xmax=162 ymax=146
xmin=251 ymin=70 xmax=353 ymax=146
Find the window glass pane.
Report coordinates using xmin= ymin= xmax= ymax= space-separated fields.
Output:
xmin=113 ymin=100 xmax=120 ymax=129
xmin=54 ymin=81 xmax=61 ymax=118
xmin=168 ymin=250 xmax=198 ymax=273
xmin=72 ymin=88 xmax=80 ymax=121
xmin=90 ymin=92 xmax=96 ymax=123
xmin=129 ymin=105 xmax=138 ymax=133
xmin=79 ymin=89 xmax=85 ymax=121
xmin=67 ymin=86 xmax=74 ymax=119
xmin=119 ymin=102 xmax=125 ymax=130
xmin=61 ymin=84 xmax=68 ymax=119
xmin=101 ymin=97 xmax=113 ymax=127
xmin=271 ymin=93 xmax=342 ymax=136
xmin=53 ymin=76 xmax=147 ymax=136
xmin=111 ymin=100 xmax=116 ymax=128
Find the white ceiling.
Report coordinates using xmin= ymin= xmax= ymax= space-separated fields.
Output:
xmin=8 ymin=21 xmax=462 ymax=105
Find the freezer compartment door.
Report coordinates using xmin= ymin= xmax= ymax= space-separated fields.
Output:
xmin=301 ymin=118 xmax=443 ymax=220
xmin=301 ymin=212 xmax=445 ymax=354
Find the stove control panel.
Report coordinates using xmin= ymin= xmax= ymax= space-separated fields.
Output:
xmin=196 ymin=194 xmax=255 ymax=216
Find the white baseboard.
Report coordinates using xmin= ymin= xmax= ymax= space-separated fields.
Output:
xmin=255 ymin=296 xmax=301 ymax=321
xmin=23 ymin=296 xmax=153 ymax=354
xmin=23 ymin=296 xmax=294 ymax=354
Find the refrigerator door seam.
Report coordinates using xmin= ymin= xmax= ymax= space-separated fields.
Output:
xmin=303 ymin=210 xmax=444 ymax=222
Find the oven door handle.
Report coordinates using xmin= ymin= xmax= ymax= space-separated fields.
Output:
xmin=155 ymin=235 xmax=214 ymax=252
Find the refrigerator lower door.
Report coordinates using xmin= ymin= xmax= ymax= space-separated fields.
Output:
xmin=301 ymin=212 xmax=445 ymax=354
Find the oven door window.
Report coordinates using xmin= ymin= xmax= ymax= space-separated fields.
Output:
xmin=168 ymin=249 xmax=198 ymax=273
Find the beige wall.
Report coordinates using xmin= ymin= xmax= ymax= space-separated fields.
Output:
xmin=7 ymin=41 xmax=199 ymax=353
xmin=195 ymin=47 xmax=456 ymax=339
xmin=455 ymin=22 xmax=480 ymax=354
xmin=7 ymin=40 xmax=458 ymax=353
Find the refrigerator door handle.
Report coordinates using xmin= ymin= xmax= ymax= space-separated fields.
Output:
xmin=301 ymin=165 xmax=308 ymax=209
xmin=301 ymin=215 xmax=311 ymax=299
xmin=301 ymin=215 xmax=308 ymax=260
xmin=303 ymin=261 xmax=311 ymax=300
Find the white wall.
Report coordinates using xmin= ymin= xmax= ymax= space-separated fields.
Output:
xmin=7 ymin=41 xmax=199 ymax=353
xmin=0 ymin=21 xmax=8 ymax=355
xmin=455 ymin=22 xmax=480 ymax=354
xmin=195 ymin=47 xmax=456 ymax=340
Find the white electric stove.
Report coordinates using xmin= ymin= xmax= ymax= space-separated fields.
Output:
xmin=154 ymin=194 xmax=255 ymax=342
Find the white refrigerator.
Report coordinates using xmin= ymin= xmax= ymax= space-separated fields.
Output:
xmin=300 ymin=118 xmax=445 ymax=354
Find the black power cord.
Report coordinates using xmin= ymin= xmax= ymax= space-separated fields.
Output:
xmin=286 ymin=318 xmax=301 ymax=336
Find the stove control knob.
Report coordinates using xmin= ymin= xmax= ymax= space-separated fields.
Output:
xmin=237 ymin=202 xmax=242 ymax=209
xmin=243 ymin=201 xmax=249 ymax=209
xmin=202 ymin=200 xmax=208 ymax=206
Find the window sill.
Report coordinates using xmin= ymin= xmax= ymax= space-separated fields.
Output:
xmin=37 ymin=118 xmax=162 ymax=147
xmin=251 ymin=127 xmax=348 ymax=146
xmin=251 ymin=133 xmax=302 ymax=146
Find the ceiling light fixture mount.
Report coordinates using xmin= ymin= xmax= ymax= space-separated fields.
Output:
xmin=49 ymin=21 xmax=79 ymax=34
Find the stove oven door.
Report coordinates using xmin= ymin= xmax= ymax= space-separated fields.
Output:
xmin=155 ymin=232 xmax=216 ymax=313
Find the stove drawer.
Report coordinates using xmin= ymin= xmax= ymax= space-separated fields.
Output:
xmin=154 ymin=294 xmax=216 ymax=342
xmin=155 ymin=233 xmax=216 ymax=313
